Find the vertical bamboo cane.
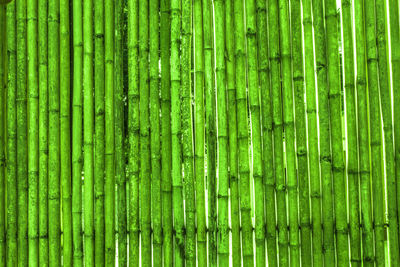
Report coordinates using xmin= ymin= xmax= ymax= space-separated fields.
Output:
xmin=128 ymin=0 xmax=140 ymax=265
xmin=225 ymin=0 xmax=241 ymax=265
xmin=6 ymin=2 xmax=18 ymax=266
xmin=94 ymin=0 xmax=105 ymax=264
xmin=83 ymin=0 xmax=95 ymax=262
xmin=72 ymin=0 xmax=84 ymax=264
xmin=60 ymin=0 xmax=72 ymax=264
xmin=16 ymin=0 xmax=28 ymax=264
xmin=115 ymin=0 xmax=127 ymax=265
xmin=268 ymin=0 xmax=289 ymax=265
xmin=48 ymin=0 xmax=61 ymax=263
xmin=0 ymin=5 xmax=5 ymax=266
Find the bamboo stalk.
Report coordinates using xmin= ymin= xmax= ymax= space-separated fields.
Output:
xmin=225 ymin=0 xmax=241 ymax=265
xmin=278 ymin=0 xmax=299 ymax=265
xmin=302 ymin=0 xmax=323 ymax=264
xmin=149 ymin=0 xmax=162 ymax=264
xmin=170 ymin=0 xmax=184 ymax=264
xmin=233 ymin=0 xmax=254 ymax=264
xmin=139 ymin=0 xmax=151 ymax=264
xmin=94 ymin=0 xmax=105 ymax=263
xmin=342 ymin=0 xmax=361 ymax=264
xmin=48 ymin=0 xmax=61 ymax=263
xmin=291 ymin=0 xmax=311 ymax=265
xmin=311 ymin=0 xmax=335 ymax=264
xmin=115 ymin=0 xmax=127 ymax=265
xmin=160 ymin=0 xmax=173 ymax=265
xmin=127 ymin=0 xmax=140 ymax=265
xmin=245 ymin=0 xmax=265 ymax=265
xmin=72 ymin=0 xmax=84 ymax=264
xmin=83 ymin=0 xmax=95 ymax=262
xmin=60 ymin=0 xmax=72 ymax=264
xmin=361 ymin=0 xmax=377 ymax=264
xmin=16 ymin=0 xmax=28 ymax=264
xmin=353 ymin=1 xmax=371 ymax=266
xmin=375 ymin=0 xmax=397 ymax=265
xmin=214 ymin=0 xmax=229 ymax=265
xmin=181 ymin=1 xmax=195 ymax=265
xmin=193 ymin=0 xmax=207 ymax=264
xmin=0 ymin=5 xmax=5 ymax=266
xmin=6 ymin=2 xmax=18 ymax=266
xmin=268 ymin=0 xmax=289 ymax=265
xmin=104 ymin=0 xmax=115 ymax=264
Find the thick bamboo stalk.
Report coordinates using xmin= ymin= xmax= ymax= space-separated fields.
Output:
xmin=291 ymin=0 xmax=311 ymax=265
xmin=94 ymin=0 xmax=105 ymax=264
xmin=342 ymin=0 xmax=361 ymax=264
xmin=225 ymin=0 xmax=241 ymax=265
xmin=259 ymin=0 xmax=277 ymax=265
xmin=324 ymin=0 xmax=350 ymax=265
xmin=354 ymin=1 xmax=371 ymax=266
xmin=104 ymin=0 xmax=115 ymax=264
xmin=139 ymin=0 xmax=151 ymax=264
xmin=83 ymin=0 xmax=95 ymax=262
xmin=193 ymin=0 xmax=207 ymax=264
xmin=16 ymin=0 xmax=28 ymax=264
xmin=6 ymin=3 xmax=18 ymax=266
xmin=268 ymin=0 xmax=289 ymax=265
xmin=170 ymin=0 xmax=184 ymax=264
xmin=72 ymin=0 xmax=84 ymax=264
xmin=278 ymin=0 xmax=299 ymax=265
xmin=245 ymin=0 xmax=265 ymax=265
xmin=60 ymin=0 xmax=72 ymax=264
xmin=204 ymin=0 xmax=217 ymax=265
xmin=181 ymin=0 xmax=195 ymax=265
xmin=233 ymin=0 xmax=254 ymax=264
xmin=361 ymin=0 xmax=377 ymax=264
xmin=149 ymin=0 xmax=162 ymax=264
xmin=127 ymin=0 xmax=140 ymax=265
xmin=375 ymin=0 xmax=397 ymax=265
xmin=48 ymin=0 xmax=61 ymax=263
xmin=214 ymin=0 xmax=229 ymax=265
xmin=311 ymin=0 xmax=335 ymax=264
xmin=302 ymin=0 xmax=323 ymax=264
xmin=115 ymin=0 xmax=127 ymax=265
xmin=0 ymin=5 xmax=5 ymax=267
xmin=160 ymin=0 xmax=173 ymax=265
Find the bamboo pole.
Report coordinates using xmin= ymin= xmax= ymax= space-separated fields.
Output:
xmin=0 ymin=4 xmax=5 ymax=266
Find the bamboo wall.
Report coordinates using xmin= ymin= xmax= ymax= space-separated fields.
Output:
xmin=0 ymin=0 xmax=399 ymax=266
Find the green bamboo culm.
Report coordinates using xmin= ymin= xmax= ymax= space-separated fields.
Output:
xmin=214 ymin=0 xmax=229 ymax=265
xmin=72 ymin=0 xmax=84 ymax=264
xmin=312 ymin=0 xmax=335 ymax=264
xmin=115 ymin=0 xmax=127 ymax=266
xmin=193 ymin=0 xmax=207 ymax=264
xmin=127 ymin=0 xmax=140 ymax=265
xmin=0 ymin=4 xmax=5 ymax=266
xmin=342 ymin=0 xmax=362 ymax=264
xmin=16 ymin=0 xmax=28 ymax=264
xmin=83 ymin=0 xmax=95 ymax=263
xmin=234 ymin=0 xmax=254 ymax=264
xmin=302 ymin=0 xmax=323 ymax=264
xmin=291 ymin=0 xmax=311 ymax=265
xmin=160 ymin=0 xmax=173 ymax=265
xmin=376 ymin=0 xmax=399 ymax=265
xmin=170 ymin=0 xmax=185 ymax=264
xmin=324 ymin=0 xmax=350 ymax=264
xmin=225 ymin=0 xmax=241 ymax=265
xmin=149 ymin=0 xmax=162 ymax=264
xmin=60 ymin=0 xmax=72 ymax=264
xmin=268 ymin=0 xmax=288 ymax=265
xmin=364 ymin=0 xmax=380 ymax=264
xmin=139 ymin=0 xmax=151 ymax=264
xmin=6 ymin=2 xmax=18 ymax=266
xmin=354 ymin=0 xmax=372 ymax=266
xmin=94 ymin=0 xmax=105 ymax=263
